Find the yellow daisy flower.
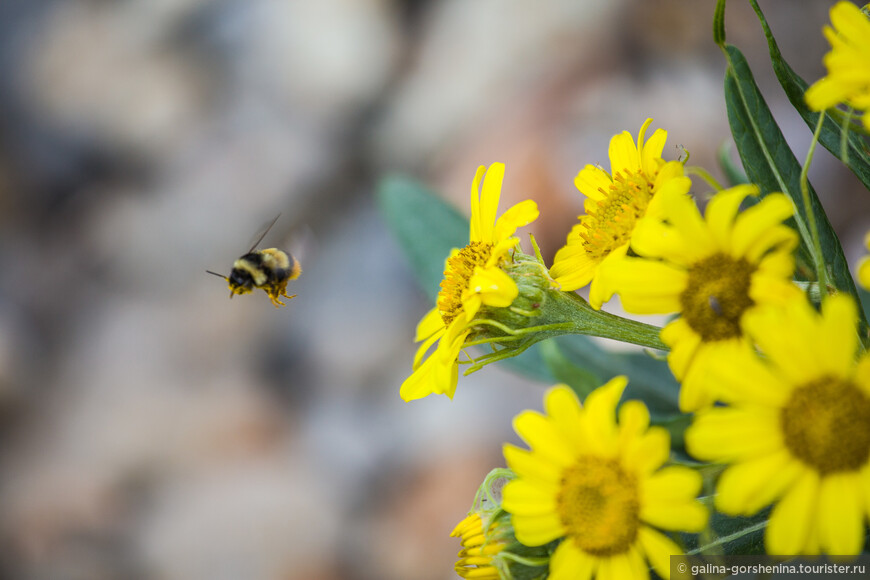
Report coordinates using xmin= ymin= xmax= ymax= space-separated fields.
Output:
xmin=502 ymin=378 xmax=707 ymax=580
xmin=805 ymin=1 xmax=870 ymax=131
xmin=549 ymin=118 xmax=692 ymax=306
xmin=451 ymin=513 xmax=506 ymax=580
xmin=400 ymin=163 xmax=539 ymax=401
xmin=594 ymin=185 xmax=802 ymax=412
xmin=686 ymin=295 xmax=870 ymax=555
xmin=858 ymin=230 xmax=870 ymax=291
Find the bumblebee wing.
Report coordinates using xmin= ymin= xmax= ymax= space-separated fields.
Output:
xmin=283 ymin=223 xmax=316 ymax=277
xmin=247 ymin=214 xmax=282 ymax=253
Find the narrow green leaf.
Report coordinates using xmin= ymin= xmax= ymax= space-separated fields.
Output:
xmin=713 ymin=0 xmax=727 ymax=46
xmin=684 ymin=508 xmax=769 ymax=556
xmin=716 ymin=141 xmax=748 ymax=187
xmin=749 ymin=0 xmax=870 ymax=192
xmin=377 ymin=176 xmax=467 ymax=303
xmin=553 ymin=335 xmax=681 ymax=421
xmin=723 ymin=45 xmax=867 ymax=330
xmin=539 ymin=340 xmax=600 ymax=399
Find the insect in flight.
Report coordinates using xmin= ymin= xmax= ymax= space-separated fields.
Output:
xmin=206 ymin=215 xmax=301 ymax=307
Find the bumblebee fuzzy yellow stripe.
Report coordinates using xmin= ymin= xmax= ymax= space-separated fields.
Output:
xmin=207 ymin=216 xmax=302 ymax=308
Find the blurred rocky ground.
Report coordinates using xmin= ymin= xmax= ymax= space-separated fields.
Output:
xmin=0 ymin=1 xmax=864 ymax=579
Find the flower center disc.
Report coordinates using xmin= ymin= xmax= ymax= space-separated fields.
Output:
xmin=680 ymin=253 xmax=755 ymax=341
xmin=781 ymin=376 xmax=870 ymax=475
xmin=438 ymin=242 xmax=493 ymax=326
xmin=557 ymin=456 xmax=640 ymax=557
xmin=581 ymin=171 xmax=653 ymax=261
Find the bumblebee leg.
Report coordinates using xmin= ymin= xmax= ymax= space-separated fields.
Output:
xmin=279 ymin=285 xmax=296 ymax=302
xmin=263 ymin=283 xmax=288 ymax=307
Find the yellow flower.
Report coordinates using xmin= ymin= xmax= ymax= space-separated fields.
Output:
xmin=805 ymin=2 xmax=870 ymax=131
xmin=686 ymin=295 xmax=870 ymax=555
xmin=594 ymin=185 xmax=802 ymax=411
xmin=502 ymin=378 xmax=707 ymax=580
xmin=858 ymin=230 xmax=870 ymax=291
xmin=451 ymin=513 xmax=506 ymax=580
xmin=400 ymin=163 xmax=539 ymax=401
xmin=549 ymin=118 xmax=691 ymax=304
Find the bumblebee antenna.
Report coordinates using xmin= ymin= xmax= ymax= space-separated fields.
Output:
xmin=206 ymin=269 xmax=228 ymax=280
xmin=248 ymin=214 xmax=281 ymax=253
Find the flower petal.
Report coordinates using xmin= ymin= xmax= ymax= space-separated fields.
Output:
xmin=493 ymin=199 xmax=539 ymax=243
xmin=464 ymin=265 xmax=518 ymax=316
xmin=704 ymin=184 xmax=757 ymax=248
xmin=609 ymin=130 xmax=641 ymax=175
xmin=580 ymin=376 xmax=626 ymax=456
xmin=512 ymin=410 xmax=576 ymax=468
xmin=412 ymin=325 xmax=444 ymax=369
xmin=545 ymin=386 xmax=587 ymax=449
xmin=503 ymin=443 xmax=562 ymax=485
xmin=414 ymin=307 xmax=444 ymax=342
xmin=599 ymin=552 xmax=645 ymax=580
xmin=641 ymin=467 xmax=707 ymax=531
xmin=817 ymin=472 xmax=864 ymax=555
xmin=549 ymin=540 xmax=596 ymax=580
xmin=501 ymin=479 xmax=558 ymax=516
xmin=815 ymin=294 xmax=859 ymax=378
xmin=638 ymin=526 xmax=683 ymax=580
xmin=858 ymin=255 xmax=870 ymax=291
xmin=686 ymin=406 xmax=784 ymax=463
xmin=765 ymin=471 xmax=820 ymax=555
xmin=475 ymin=163 xmax=505 ymax=244
xmin=731 ymin=193 xmax=796 ymax=259
xmin=575 ymin=165 xmax=612 ymax=201
xmin=713 ymin=450 xmax=803 ymax=515
xmin=509 ymin=512 xmax=565 ymax=547
xmin=596 ymin=257 xmax=686 ymax=314
xmin=469 ymin=165 xmax=487 ymax=243
xmin=640 ymin=125 xmax=667 ymax=179
xmin=400 ymin=345 xmax=459 ymax=402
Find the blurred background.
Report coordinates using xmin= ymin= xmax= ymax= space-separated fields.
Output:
xmin=0 ymin=1 xmax=866 ymax=579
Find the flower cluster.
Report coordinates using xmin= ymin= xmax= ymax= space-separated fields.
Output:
xmin=384 ymin=2 xmax=870 ymax=578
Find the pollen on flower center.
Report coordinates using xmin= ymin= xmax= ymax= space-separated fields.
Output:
xmin=580 ymin=171 xmax=654 ymax=261
xmin=557 ymin=456 xmax=640 ymax=557
xmin=781 ymin=376 xmax=870 ymax=475
xmin=438 ymin=242 xmax=493 ymax=326
xmin=680 ymin=253 xmax=756 ymax=341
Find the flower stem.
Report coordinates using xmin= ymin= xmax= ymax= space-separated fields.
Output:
xmin=540 ymin=290 xmax=667 ymax=351
xmin=800 ymin=112 xmax=831 ymax=299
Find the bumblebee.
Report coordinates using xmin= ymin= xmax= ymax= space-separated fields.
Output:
xmin=207 ymin=216 xmax=301 ymax=307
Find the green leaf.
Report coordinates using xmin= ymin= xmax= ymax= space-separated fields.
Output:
xmin=723 ymin=44 xmax=867 ymax=330
xmin=716 ymin=141 xmax=748 ymax=187
xmin=377 ymin=176 xmax=467 ymax=303
xmin=552 ymin=334 xmax=682 ymax=421
xmin=538 ymin=339 xmax=600 ymax=399
xmin=685 ymin=508 xmax=769 ymax=556
xmin=749 ymin=0 xmax=870 ymax=192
